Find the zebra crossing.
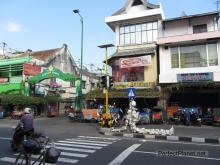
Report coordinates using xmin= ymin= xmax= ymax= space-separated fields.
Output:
xmin=0 ymin=136 xmax=120 ymax=165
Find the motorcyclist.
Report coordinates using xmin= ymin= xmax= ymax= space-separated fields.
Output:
xmin=20 ymin=107 xmax=34 ymax=137
xmin=12 ymin=107 xmax=34 ymax=151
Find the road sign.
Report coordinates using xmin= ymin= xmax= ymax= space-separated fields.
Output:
xmin=127 ymin=87 xmax=136 ymax=100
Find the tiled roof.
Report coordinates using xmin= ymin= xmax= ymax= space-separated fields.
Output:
xmin=162 ymin=11 xmax=219 ymax=23
xmin=112 ymin=0 xmax=159 ymax=16
xmin=17 ymin=48 xmax=61 ymax=61
xmin=108 ymin=46 xmax=156 ymax=63
xmin=29 ymin=48 xmax=60 ymax=61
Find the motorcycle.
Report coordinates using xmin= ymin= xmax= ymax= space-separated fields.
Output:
xmin=11 ymin=124 xmax=35 ymax=151
xmin=182 ymin=108 xmax=201 ymax=126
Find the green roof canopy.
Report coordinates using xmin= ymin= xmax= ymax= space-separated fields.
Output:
xmin=0 ymin=56 xmax=32 ymax=66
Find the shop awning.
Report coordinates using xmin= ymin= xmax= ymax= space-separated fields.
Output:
xmin=86 ymin=88 xmax=160 ymax=100
xmin=108 ymin=47 xmax=156 ymax=63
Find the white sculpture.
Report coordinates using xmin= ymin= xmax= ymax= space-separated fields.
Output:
xmin=111 ymin=100 xmax=174 ymax=136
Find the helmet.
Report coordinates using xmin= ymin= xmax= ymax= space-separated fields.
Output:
xmin=24 ymin=108 xmax=31 ymax=114
xmin=131 ymin=100 xmax=136 ymax=107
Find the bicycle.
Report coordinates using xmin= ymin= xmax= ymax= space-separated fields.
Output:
xmin=14 ymin=135 xmax=61 ymax=165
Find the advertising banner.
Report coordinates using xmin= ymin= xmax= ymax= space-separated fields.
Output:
xmin=24 ymin=63 xmax=41 ymax=76
xmin=0 ymin=77 xmax=9 ymax=83
xmin=120 ymin=55 xmax=151 ymax=68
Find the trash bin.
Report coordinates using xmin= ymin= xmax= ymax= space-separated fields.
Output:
xmin=0 ymin=111 xmax=4 ymax=119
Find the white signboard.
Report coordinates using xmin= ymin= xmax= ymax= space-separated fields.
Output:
xmin=120 ymin=55 xmax=151 ymax=68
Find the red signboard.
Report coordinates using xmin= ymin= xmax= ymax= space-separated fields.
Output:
xmin=24 ymin=63 xmax=41 ymax=76
xmin=120 ymin=56 xmax=151 ymax=68
xmin=0 ymin=77 xmax=9 ymax=83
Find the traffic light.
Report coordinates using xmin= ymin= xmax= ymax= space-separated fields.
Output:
xmin=101 ymin=76 xmax=107 ymax=88
xmin=109 ymin=76 xmax=114 ymax=88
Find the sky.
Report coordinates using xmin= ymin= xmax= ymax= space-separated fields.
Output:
xmin=0 ymin=0 xmax=218 ymax=69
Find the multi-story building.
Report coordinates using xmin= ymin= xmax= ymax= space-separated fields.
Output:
xmin=0 ymin=44 xmax=99 ymax=114
xmin=105 ymin=0 xmax=164 ymax=108
xmin=157 ymin=11 xmax=220 ymax=113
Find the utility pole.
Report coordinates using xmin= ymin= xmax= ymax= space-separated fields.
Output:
xmin=2 ymin=42 xmax=7 ymax=56
xmin=216 ymin=0 xmax=220 ymax=11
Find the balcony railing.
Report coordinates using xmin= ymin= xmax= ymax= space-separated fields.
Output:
xmin=157 ymin=30 xmax=220 ymax=45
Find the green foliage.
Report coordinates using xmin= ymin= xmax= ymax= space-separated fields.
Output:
xmin=44 ymin=95 xmax=61 ymax=103
xmin=1 ymin=95 xmax=45 ymax=106
xmin=0 ymin=95 xmax=61 ymax=106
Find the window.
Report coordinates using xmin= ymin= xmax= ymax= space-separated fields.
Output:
xmin=119 ymin=21 xmax=158 ymax=46
xmin=171 ymin=47 xmax=179 ymax=68
xmin=70 ymin=81 xmax=75 ymax=87
xmin=171 ymin=43 xmax=218 ymax=68
xmin=132 ymin=0 xmax=143 ymax=6
xmin=193 ymin=24 xmax=207 ymax=34
xmin=112 ymin=59 xmax=144 ymax=82
xmin=82 ymin=81 xmax=86 ymax=89
xmin=11 ymin=71 xmax=22 ymax=76
xmin=208 ymin=43 xmax=218 ymax=66
xmin=0 ymin=72 xmax=9 ymax=77
xmin=180 ymin=44 xmax=207 ymax=68
xmin=91 ymin=83 xmax=95 ymax=89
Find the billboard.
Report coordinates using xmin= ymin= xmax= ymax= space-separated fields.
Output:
xmin=24 ymin=63 xmax=41 ymax=76
xmin=120 ymin=55 xmax=151 ymax=69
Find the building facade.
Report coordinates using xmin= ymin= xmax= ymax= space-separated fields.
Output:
xmin=157 ymin=11 xmax=220 ymax=113
xmin=0 ymin=44 xmax=99 ymax=113
xmin=105 ymin=0 xmax=164 ymax=108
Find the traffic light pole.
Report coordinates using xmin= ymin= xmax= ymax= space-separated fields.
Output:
xmin=105 ymin=47 xmax=109 ymax=115
xmin=98 ymin=44 xmax=114 ymax=127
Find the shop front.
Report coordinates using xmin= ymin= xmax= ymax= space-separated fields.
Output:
xmin=165 ymin=72 xmax=220 ymax=115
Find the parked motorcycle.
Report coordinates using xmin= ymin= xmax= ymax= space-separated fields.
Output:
xmin=182 ymin=107 xmax=201 ymax=126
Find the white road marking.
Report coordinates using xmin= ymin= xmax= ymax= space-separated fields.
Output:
xmin=134 ymin=150 xmax=220 ymax=161
xmin=108 ymin=144 xmax=141 ymax=165
xmin=14 ymin=153 xmax=79 ymax=164
xmin=58 ymin=140 xmax=108 ymax=146
xmin=66 ymin=139 xmax=114 ymax=144
xmin=78 ymin=136 xmax=120 ymax=141
xmin=61 ymin=151 xmax=88 ymax=158
xmin=55 ymin=142 xmax=103 ymax=149
xmin=0 ymin=137 xmax=11 ymax=140
xmin=56 ymin=146 xmax=96 ymax=153
xmin=0 ymin=157 xmax=53 ymax=165
xmin=58 ymin=157 xmax=79 ymax=164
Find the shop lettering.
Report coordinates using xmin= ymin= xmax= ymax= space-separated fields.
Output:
xmin=114 ymin=81 xmax=156 ymax=88
xmin=120 ymin=56 xmax=151 ymax=68
xmin=177 ymin=73 xmax=213 ymax=82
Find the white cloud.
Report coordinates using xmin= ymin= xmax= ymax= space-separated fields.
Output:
xmin=5 ymin=21 xmax=24 ymax=32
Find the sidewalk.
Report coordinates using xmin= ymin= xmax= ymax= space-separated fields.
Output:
xmin=99 ymin=124 xmax=220 ymax=144
xmin=139 ymin=124 xmax=220 ymax=139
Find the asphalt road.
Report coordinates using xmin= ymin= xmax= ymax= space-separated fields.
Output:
xmin=0 ymin=117 xmax=220 ymax=165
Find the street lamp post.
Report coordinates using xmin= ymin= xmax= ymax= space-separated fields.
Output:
xmin=73 ymin=9 xmax=83 ymax=111
xmin=98 ymin=44 xmax=114 ymax=127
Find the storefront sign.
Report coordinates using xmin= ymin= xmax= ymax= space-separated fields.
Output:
xmin=114 ymin=81 xmax=156 ymax=88
xmin=177 ymin=73 xmax=213 ymax=82
xmin=24 ymin=63 xmax=41 ymax=76
xmin=120 ymin=56 xmax=151 ymax=68
xmin=0 ymin=77 xmax=9 ymax=83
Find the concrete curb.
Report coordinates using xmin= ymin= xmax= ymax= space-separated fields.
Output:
xmin=99 ymin=128 xmax=220 ymax=144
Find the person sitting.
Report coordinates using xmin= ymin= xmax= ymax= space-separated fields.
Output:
xmin=13 ymin=108 xmax=34 ymax=150
xmin=20 ymin=108 xmax=34 ymax=138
